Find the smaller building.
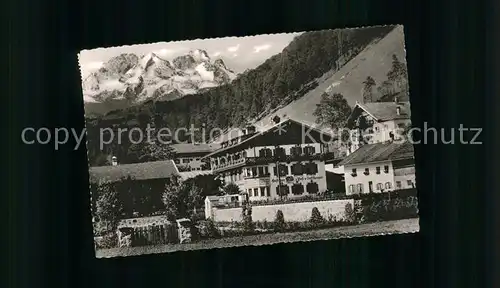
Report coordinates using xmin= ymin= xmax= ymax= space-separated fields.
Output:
xmin=338 ymin=141 xmax=416 ymax=195
xmin=171 ymin=143 xmax=219 ymax=171
xmin=204 ymin=194 xmax=246 ymax=219
xmin=346 ymin=97 xmax=412 ymax=154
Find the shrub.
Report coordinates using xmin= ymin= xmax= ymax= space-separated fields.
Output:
xmin=273 ymin=210 xmax=286 ymax=232
xmin=310 ymin=207 xmax=325 ymax=225
xmin=344 ymin=202 xmax=356 ymax=224
xmin=241 ymin=201 xmax=255 ymax=232
xmin=198 ymin=219 xmax=221 ymax=239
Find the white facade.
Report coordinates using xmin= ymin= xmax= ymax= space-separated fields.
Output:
xmin=394 ymin=166 xmax=417 ymax=190
xmin=344 ymin=161 xmax=396 ymax=195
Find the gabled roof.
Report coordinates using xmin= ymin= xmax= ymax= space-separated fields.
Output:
xmin=201 ymin=118 xmax=335 ymax=159
xmin=346 ymin=101 xmax=411 ymax=127
xmin=178 ymin=170 xmax=213 ymax=181
xmin=88 ymin=160 xmax=179 ymax=184
xmin=171 ymin=143 xmax=219 ymax=154
xmin=338 ymin=141 xmax=414 ymax=166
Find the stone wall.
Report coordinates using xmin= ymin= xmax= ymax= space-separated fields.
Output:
xmin=212 ymin=199 xmax=354 ymax=222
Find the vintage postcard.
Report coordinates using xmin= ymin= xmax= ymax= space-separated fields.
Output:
xmin=79 ymin=24 xmax=419 ymax=258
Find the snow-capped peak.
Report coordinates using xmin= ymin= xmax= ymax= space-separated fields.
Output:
xmin=189 ymin=49 xmax=210 ymax=62
xmin=82 ymin=49 xmax=238 ymax=104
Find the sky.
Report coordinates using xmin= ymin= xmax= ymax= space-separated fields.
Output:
xmin=78 ymin=32 xmax=303 ymax=78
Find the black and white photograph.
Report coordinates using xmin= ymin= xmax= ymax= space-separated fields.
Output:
xmin=79 ymin=24 xmax=419 ymax=258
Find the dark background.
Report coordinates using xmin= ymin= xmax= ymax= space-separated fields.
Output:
xmin=8 ymin=0 xmax=498 ymax=287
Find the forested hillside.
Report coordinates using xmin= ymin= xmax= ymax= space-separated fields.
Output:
xmin=85 ymin=26 xmax=396 ymax=167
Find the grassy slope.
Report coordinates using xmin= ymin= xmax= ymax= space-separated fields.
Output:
xmin=253 ymin=26 xmax=407 ymax=130
xmin=96 ymin=218 xmax=419 ymax=258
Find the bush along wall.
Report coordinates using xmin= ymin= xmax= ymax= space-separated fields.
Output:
xmin=355 ymin=189 xmax=419 ymax=223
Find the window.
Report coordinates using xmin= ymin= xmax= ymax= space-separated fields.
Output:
xmin=396 ymin=181 xmax=402 ymax=189
xmin=374 ymin=126 xmax=380 ymax=132
xmin=252 ymin=167 xmax=258 ymax=177
xmin=291 ymin=146 xmax=302 ymax=156
xmin=376 ymin=183 xmax=383 ymax=190
xmin=260 ymin=187 xmax=266 ymax=197
xmin=195 ymin=158 xmax=200 ymax=161
xmin=307 ymin=182 xmax=319 ymax=194
xmin=273 ymin=166 xmax=277 ymax=176
xmin=258 ymin=167 xmax=264 ymax=176
xmin=278 ymin=164 xmax=289 ymax=176
xmin=304 ymin=146 xmax=316 ymax=155
xmin=398 ymin=123 xmax=405 ymax=128
xmin=266 ymin=186 xmax=271 ymax=197
xmin=376 ymin=167 xmax=381 ymax=174
xmin=356 ymin=183 xmax=364 ymax=193
xmin=174 ymin=159 xmax=180 ymax=164
xmin=276 ymin=185 xmax=289 ymax=196
xmin=247 ymin=189 xmax=252 ymax=195
xmin=407 ymin=180 xmax=413 ymax=187
xmin=264 ymin=167 xmax=269 ymax=175
xmin=274 ymin=147 xmax=286 ymax=158
xmin=304 ymin=163 xmax=318 ymax=175
xmin=182 ymin=158 xmax=190 ymax=163
xmin=245 ymin=168 xmax=251 ymax=177
xmin=291 ymin=163 xmax=303 ymax=175
xmin=349 ymin=184 xmax=355 ymax=194
xmin=364 ymin=168 xmax=370 ymax=175
xmin=253 ymin=188 xmax=259 ymax=197
xmin=384 ymin=165 xmax=389 ymax=173
xmin=351 ymin=168 xmax=357 ymax=177
xmin=292 ymin=184 xmax=305 ymax=195
xmin=385 ymin=182 xmax=392 ymax=189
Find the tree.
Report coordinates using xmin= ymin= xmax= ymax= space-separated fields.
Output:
xmin=310 ymin=207 xmax=325 ymax=224
xmin=273 ymin=210 xmax=286 ymax=232
xmin=241 ymin=200 xmax=254 ymax=232
xmin=386 ymin=54 xmax=408 ymax=92
xmin=127 ymin=142 xmax=175 ymax=163
xmin=223 ymin=182 xmax=241 ymax=195
xmin=162 ymin=176 xmax=183 ymax=221
xmin=95 ymin=182 xmax=124 ymax=234
xmin=313 ymin=92 xmax=352 ymax=130
xmin=362 ymin=76 xmax=376 ymax=103
xmin=162 ymin=175 xmax=205 ymax=220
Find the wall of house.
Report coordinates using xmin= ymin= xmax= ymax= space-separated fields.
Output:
xmin=344 ymin=161 xmax=395 ymax=195
xmin=211 ymin=199 xmax=354 ymax=222
xmin=372 ymin=119 xmax=411 ymax=143
xmin=229 ymin=160 xmax=328 ymax=201
xmin=394 ymin=166 xmax=417 ymax=189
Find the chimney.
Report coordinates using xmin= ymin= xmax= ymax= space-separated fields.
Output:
xmin=111 ymin=156 xmax=118 ymax=166
xmin=396 ymin=106 xmax=401 ymax=116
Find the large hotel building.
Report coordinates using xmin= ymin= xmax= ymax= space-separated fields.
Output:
xmin=201 ymin=118 xmax=338 ymax=201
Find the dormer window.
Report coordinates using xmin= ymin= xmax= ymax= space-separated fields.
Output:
xmin=364 ymin=168 xmax=370 ymax=175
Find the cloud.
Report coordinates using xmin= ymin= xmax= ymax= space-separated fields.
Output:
xmin=155 ymin=49 xmax=175 ymax=56
xmin=227 ymin=44 xmax=240 ymax=53
xmin=231 ymin=54 xmax=238 ymax=58
xmin=212 ymin=51 xmax=221 ymax=57
xmin=253 ymin=44 xmax=271 ymax=53
xmin=83 ymin=61 xmax=104 ymax=70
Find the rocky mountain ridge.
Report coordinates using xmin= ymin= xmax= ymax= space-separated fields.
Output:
xmin=82 ymin=49 xmax=237 ymax=104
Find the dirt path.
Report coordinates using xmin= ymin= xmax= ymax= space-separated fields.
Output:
xmin=96 ymin=218 xmax=419 ymax=258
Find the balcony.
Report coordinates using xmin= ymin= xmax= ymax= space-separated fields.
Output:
xmin=212 ymin=157 xmax=248 ymax=172
xmin=212 ymin=152 xmax=340 ymax=173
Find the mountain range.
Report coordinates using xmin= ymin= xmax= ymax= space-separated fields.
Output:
xmin=81 ymin=49 xmax=236 ymax=112
xmin=84 ymin=25 xmax=406 ymax=166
